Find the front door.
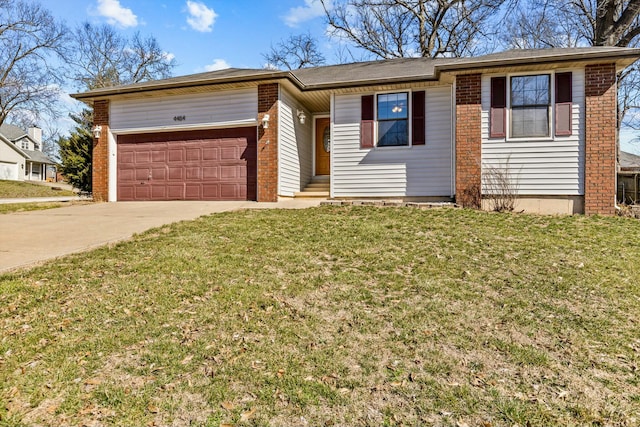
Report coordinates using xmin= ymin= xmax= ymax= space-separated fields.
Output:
xmin=315 ymin=117 xmax=330 ymax=175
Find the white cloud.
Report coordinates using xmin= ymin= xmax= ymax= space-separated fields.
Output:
xmin=284 ymin=0 xmax=330 ymax=28
xmin=163 ymin=52 xmax=176 ymax=62
xmin=186 ymin=1 xmax=217 ymax=32
xmin=96 ymin=0 xmax=138 ymax=28
xmin=204 ymin=59 xmax=230 ymax=71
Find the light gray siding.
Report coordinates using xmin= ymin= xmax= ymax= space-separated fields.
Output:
xmin=332 ymin=87 xmax=453 ymax=197
xmin=110 ymin=88 xmax=258 ymax=132
xmin=481 ymin=69 xmax=585 ymax=195
xmin=278 ymin=89 xmax=313 ymax=196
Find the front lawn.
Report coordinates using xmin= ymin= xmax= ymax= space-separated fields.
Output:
xmin=0 ymin=201 xmax=90 ymax=215
xmin=0 ymin=180 xmax=76 ymax=198
xmin=1 ymin=206 xmax=639 ymax=426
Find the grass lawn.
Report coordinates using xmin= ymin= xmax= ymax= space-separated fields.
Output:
xmin=0 ymin=180 xmax=76 ymax=198
xmin=0 ymin=201 xmax=90 ymax=215
xmin=1 ymin=206 xmax=639 ymax=426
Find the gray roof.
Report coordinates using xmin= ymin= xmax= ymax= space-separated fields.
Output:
xmin=22 ymin=149 xmax=54 ymax=164
xmin=0 ymin=123 xmax=27 ymax=141
xmin=72 ymin=46 xmax=640 ymax=100
xmin=620 ymin=151 xmax=640 ymax=169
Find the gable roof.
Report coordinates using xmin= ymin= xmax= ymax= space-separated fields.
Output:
xmin=0 ymin=123 xmax=28 ymax=141
xmin=72 ymin=47 xmax=640 ymax=101
xmin=0 ymin=133 xmax=26 ymax=157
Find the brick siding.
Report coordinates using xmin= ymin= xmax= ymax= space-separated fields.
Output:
xmin=455 ymin=74 xmax=482 ymax=208
xmin=257 ymin=83 xmax=279 ymax=202
xmin=585 ymin=63 xmax=617 ymax=215
xmin=92 ymin=100 xmax=110 ymax=202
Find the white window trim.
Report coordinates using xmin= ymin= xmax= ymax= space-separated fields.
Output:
xmin=374 ymin=89 xmax=413 ymax=149
xmin=502 ymin=71 xmax=562 ymax=142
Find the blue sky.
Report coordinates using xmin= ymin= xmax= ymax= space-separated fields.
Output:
xmin=46 ymin=0 xmax=639 ymax=151
xmin=50 ymin=0 xmax=334 ymax=76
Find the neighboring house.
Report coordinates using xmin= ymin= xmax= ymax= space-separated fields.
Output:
xmin=72 ymin=47 xmax=640 ymax=215
xmin=618 ymin=151 xmax=640 ymax=204
xmin=0 ymin=124 xmax=56 ymax=182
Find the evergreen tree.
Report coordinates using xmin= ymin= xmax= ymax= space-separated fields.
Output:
xmin=58 ymin=110 xmax=92 ymax=192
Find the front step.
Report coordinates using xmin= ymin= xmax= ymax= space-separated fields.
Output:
xmin=294 ymin=176 xmax=330 ymax=198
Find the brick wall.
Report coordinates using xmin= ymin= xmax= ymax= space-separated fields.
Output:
xmin=455 ymin=74 xmax=482 ymax=208
xmin=257 ymin=83 xmax=279 ymax=202
xmin=93 ymin=100 xmax=110 ymax=202
xmin=585 ymin=63 xmax=617 ymax=215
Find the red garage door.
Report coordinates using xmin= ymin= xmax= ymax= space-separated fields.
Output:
xmin=117 ymin=128 xmax=256 ymax=201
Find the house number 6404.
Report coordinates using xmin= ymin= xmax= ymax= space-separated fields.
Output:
xmin=173 ymin=115 xmax=186 ymax=121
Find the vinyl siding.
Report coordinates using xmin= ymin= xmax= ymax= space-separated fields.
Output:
xmin=278 ymin=89 xmax=313 ymax=196
xmin=332 ymin=87 xmax=453 ymax=197
xmin=481 ymin=69 xmax=585 ymax=195
xmin=110 ymin=88 xmax=258 ymax=132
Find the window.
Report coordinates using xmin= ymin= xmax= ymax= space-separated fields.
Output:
xmin=490 ymin=73 xmax=572 ymax=139
xmin=21 ymin=141 xmax=29 ymax=150
xmin=377 ymin=92 xmax=408 ymax=146
xmin=360 ymin=91 xmax=425 ymax=149
xmin=510 ymin=75 xmax=550 ymax=138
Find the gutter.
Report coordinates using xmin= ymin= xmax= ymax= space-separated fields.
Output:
xmin=71 ymin=48 xmax=640 ymax=101
xmin=71 ymin=70 xmax=291 ymax=101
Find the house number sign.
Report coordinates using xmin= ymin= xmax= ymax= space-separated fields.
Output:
xmin=173 ymin=115 xmax=186 ymax=122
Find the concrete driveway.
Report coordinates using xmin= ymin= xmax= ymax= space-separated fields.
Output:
xmin=0 ymin=200 xmax=322 ymax=273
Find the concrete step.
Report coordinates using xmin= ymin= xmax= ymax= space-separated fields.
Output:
xmin=305 ymin=183 xmax=330 ymax=189
xmin=296 ymin=176 xmax=330 ymax=198
xmin=294 ymin=190 xmax=330 ymax=198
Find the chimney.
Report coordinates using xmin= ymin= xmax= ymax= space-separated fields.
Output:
xmin=28 ymin=127 xmax=42 ymax=144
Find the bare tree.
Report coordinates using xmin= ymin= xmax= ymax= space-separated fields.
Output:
xmin=320 ymin=0 xmax=505 ymax=59
xmin=501 ymin=1 xmax=582 ymax=49
xmin=66 ymin=22 xmax=177 ymax=91
xmin=263 ymin=33 xmax=326 ymax=70
xmin=0 ymin=0 xmax=67 ymax=126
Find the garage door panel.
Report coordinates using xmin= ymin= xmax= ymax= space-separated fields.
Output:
xmin=220 ymin=165 xmax=239 ymax=179
xmin=120 ymin=151 xmax=135 ymax=164
xmin=203 ymin=148 xmax=218 ymax=160
xmin=135 ymin=151 xmax=151 ymax=163
xmin=221 ymin=146 xmax=240 ymax=160
xmin=221 ymin=184 xmax=241 ymax=198
xmin=202 ymin=184 xmax=220 ymax=198
xmin=168 ymin=167 xmax=183 ymax=180
xmin=186 ymin=148 xmax=201 ymax=161
xmin=135 ymin=169 xmax=150 ymax=181
xmin=119 ymin=169 xmax=134 ymax=181
xmin=168 ymin=150 xmax=183 ymax=162
xmin=119 ymin=185 xmax=134 ymax=200
xmin=186 ymin=167 xmax=201 ymax=180
xmin=167 ymin=185 xmax=185 ymax=199
xmin=118 ymin=128 xmax=256 ymax=201
xmin=152 ymin=167 xmax=166 ymax=180
xmin=202 ymin=167 xmax=218 ymax=179
xmin=135 ymin=185 xmax=150 ymax=199
xmin=151 ymin=185 xmax=166 ymax=199
xmin=185 ymin=184 xmax=201 ymax=199
xmin=152 ymin=150 xmax=166 ymax=162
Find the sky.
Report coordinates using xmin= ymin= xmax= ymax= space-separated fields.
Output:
xmin=48 ymin=0 xmax=334 ymax=76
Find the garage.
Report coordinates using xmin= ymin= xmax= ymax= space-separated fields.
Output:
xmin=0 ymin=161 xmax=19 ymax=181
xmin=117 ymin=128 xmax=256 ymax=201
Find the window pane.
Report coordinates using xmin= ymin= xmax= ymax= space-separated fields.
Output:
xmin=378 ymin=119 xmax=408 ymax=146
xmin=377 ymin=93 xmax=408 ymax=120
xmin=511 ymin=75 xmax=550 ymax=106
xmin=511 ymin=107 xmax=549 ymax=138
